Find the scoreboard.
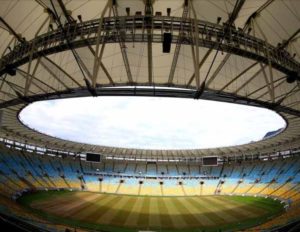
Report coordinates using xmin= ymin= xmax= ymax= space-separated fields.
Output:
xmin=203 ymin=156 xmax=218 ymax=166
xmin=86 ymin=153 xmax=101 ymax=162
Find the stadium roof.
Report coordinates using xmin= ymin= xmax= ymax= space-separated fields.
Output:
xmin=0 ymin=0 xmax=299 ymax=158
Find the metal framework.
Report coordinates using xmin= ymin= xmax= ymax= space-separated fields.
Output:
xmin=0 ymin=16 xmax=299 ymax=79
xmin=0 ymin=0 xmax=300 ymax=159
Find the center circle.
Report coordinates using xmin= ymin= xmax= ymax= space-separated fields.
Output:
xmin=19 ymin=97 xmax=286 ymax=150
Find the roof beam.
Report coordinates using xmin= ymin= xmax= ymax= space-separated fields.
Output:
xmin=1 ymin=15 xmax=298 ymax=81
xmin=186 ymin=48 xmax=213 ymax=87
xmin=111 ymin=0 xmax=133 ymax=84
xmin=57 ymin=0 xmax=74 ymax=23
xmin=18 ymin=69 xmax=57 ymax=93
xmin=244 ymin=0 xmax=274 ymax=28
xmin=279 ymin=28 xmax=300 ymax=49
xmin=206 ymin=53 xmax=231 ymax=87
xmin=43 ymin=57 xmax=82 ymax=88
xmin=0 ymin=17 xmax=24 ymax=43
xmin=218 ymin=61 xmax=259 ymax=92
xmin=274 ymin=84 xmax=300 ymax=105
xmin=190 ymin=0 xmax=201 ymax=89
xmin=254 ymin=77 xmax=292 ymax=101
xmin=259 ymin=63 xmax=274 ymax=102
xmin=205 ymin=0 xmax=246 ymax=88
xmin=199 ymin=0 xmax=277 ymax=91
xmin=145 ymin=0 xmax=153 ymax=84
xmin=24 ymin=16 xmax=51 ymax=96
xmin=227 ymin=0 xmax=246 ymax=25
xmin=91 ymin=0 xmax=112 ymax=87
xmin=24 ymin=57 xmax=42 ymax=96
xmin=253 ymin=19 xmax=275 ymax=102
xmin=247 ymin=76 xmax=285 ymax=98
xmin=38 ymin=7 xmax=93 ymax=91
xmin=46 ymin=0 xmax=96 ymax=95
xmin=168 ymin=0 xmax=189 ymax=86
xmin=286 ymin=100 xmax=300 ymax=108
xmin=36 ymin=0 xmax=73 ymax=25
xmin=2 ymin=80 xmax=33 ymax=101
xmin=0 ymin=89 xmax=17 ymax=99
xmin=100 ymin=62 xmax=115 ymax=85
xmin=40 ymin=61 xmax=69 ymax=90
xmin=234 ymin=65 xmax=266 ymax=94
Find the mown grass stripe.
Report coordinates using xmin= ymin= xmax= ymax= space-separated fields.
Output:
xmin=96 ymin=195 xmax=132 ymax=225
xmin=23 ymin=191 xmax=284 ymax=232
xmin=156 ymin=197 xmax=174 ymax=229
xmin=215 ymin=196 xmax=265 ymax=216
xmin=57 ymin=193 xmax=103 ymax=216
xmin=124 ymin=197 xmax=144 ymax=227
xmin=163 ymin=198 xmax=187 ymax=228
xmin=205 ymin=196 xmax=259 ymax=219
xmin=109 ymin=196 xmax=138 ymax=227
xmin=67 ymin=194 xmax=114 ymax=220
xmin=30 ymin=190 xmax=76 ymax=201
xmin=228 ymin=195 xmax=282 ymax=212
xmin=172 ymin=197 xmax=208 ymax=227
xmin=136 ymin=196 xmax=151 ymax=229
xmin=186 ymin=197 xmax=232 ymax=225
xmin=75 ymin=195 xmax=120 ymax=223
xmin=148 ymin=197 xmax=161 ymax=229
xmin=31 ymin=192 xmax=88 ymax=209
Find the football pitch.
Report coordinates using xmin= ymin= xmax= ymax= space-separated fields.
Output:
xmin=18 ymin=191 xmax=284 ymax=232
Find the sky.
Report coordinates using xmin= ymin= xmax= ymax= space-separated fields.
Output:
xmin=19 ymin=97 xmax=286 ymax=150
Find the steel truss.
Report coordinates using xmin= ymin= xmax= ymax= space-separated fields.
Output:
xmin=1 ymin=86 xmax=300 ymax=117
xmin=0 ymin=15 xmax=299 ymax=79
xmin=1 ymin=14 xmax=300 ymax=158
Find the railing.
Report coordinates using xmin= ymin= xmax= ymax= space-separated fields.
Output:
xmin=84 ymin=171 xmax=219 ymax=180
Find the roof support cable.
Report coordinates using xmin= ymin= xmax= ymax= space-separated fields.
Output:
xmin=167 ymin=0 xmax=189 ymax=86
xmin=254 ymin=78 xmax=285 ymax=101
xmin=0 ymin=18 xmax=26 ymax=79
xmin=17 ymin=69 xmax=56 ymax=93
xmin=0 ymin=17 xmax=25 ymax=43
xmin=275 ymin=84 xmax=300 ymax=106
xmin=111 ymin=0 xmax=134 ymax=84
xmin=217 ymin=61 xmax=259 ymax=93
xmin=247 ymin=76 xmax=285 ymax=99
xmin=195 ymin=0 xmax=246 ymax=99
xmin=278 ymin=28 xmax=300 ymax=84
xmin=90 ymin=1 xmax=112 ymax=87
xmin=189 ymin=0 xmax=201 ymax=96
xmin=206 ymin=0 xmax=272 ymax=90
xmin=2 ymin=79 xmax=31 ymax=103
xmin=49 ymin=0 xmax=96 ymax=96
xmin=145 ymin=0 xmax=153 ymax=84
xmin=24 ymin=15 xmax=52 ymax=96
xmin=253 ymin=19 xmax=275 ymax=102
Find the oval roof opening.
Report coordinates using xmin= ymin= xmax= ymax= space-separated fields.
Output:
xmin=19 ymin=97 xmax=286 ymax=150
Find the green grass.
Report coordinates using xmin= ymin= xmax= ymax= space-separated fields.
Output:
xmin=18 ymin=191 xmax=284 ymax=232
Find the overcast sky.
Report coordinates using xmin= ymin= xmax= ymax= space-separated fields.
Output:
xmin=19 ymin=97 xmax=286 ymax=150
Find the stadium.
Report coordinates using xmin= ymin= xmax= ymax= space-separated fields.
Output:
xmin=0 ymin=0 xmax=300 ymax=231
